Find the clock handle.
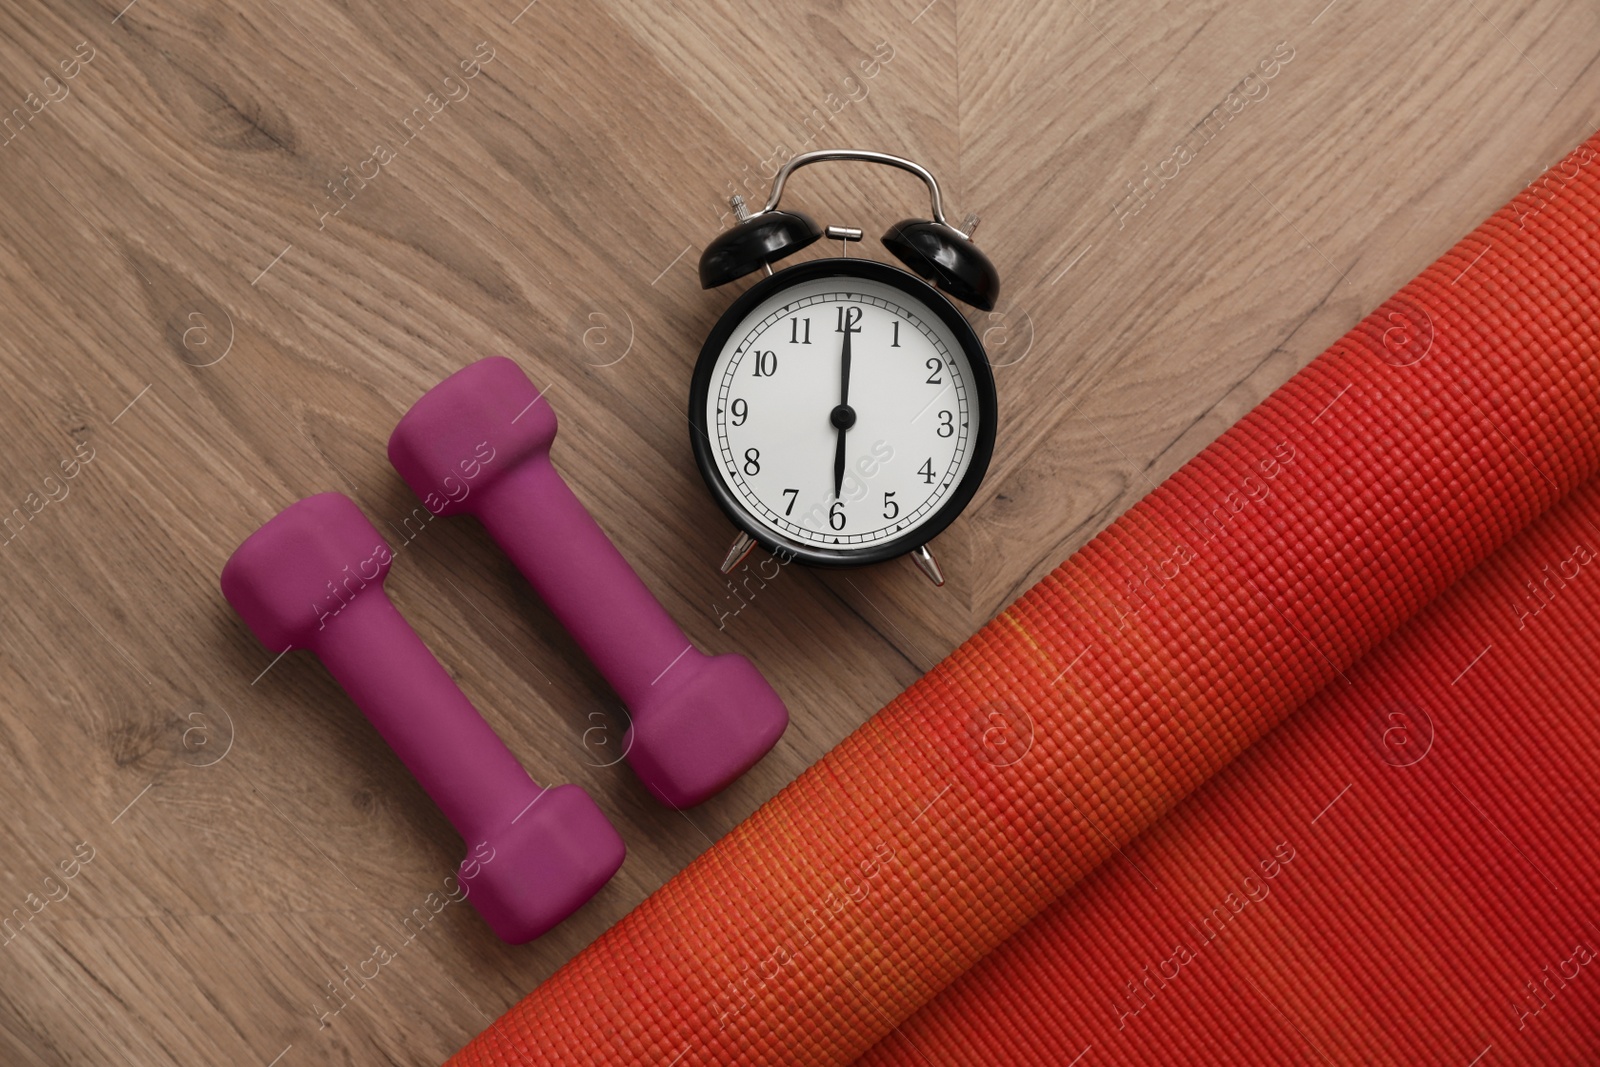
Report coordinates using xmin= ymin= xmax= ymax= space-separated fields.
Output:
xmin=761 ymin=149 xmax=954 ymax=228
xmin=737 ymin=148 xmax=1000 ymax=310
xmin=388 ymin=357 xmax=789 ymax=808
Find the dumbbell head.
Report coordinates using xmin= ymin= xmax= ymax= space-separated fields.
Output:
xmin=221 ymin=492 xmax=392 ymax=652
xmin=462 ymin=783 xmax=622 ymax=943
xmin=222 ymin=491 xmax=626 ymax=943
xmin=622 ymin=651 xmax=790 ymax=808
xmin=388 ymin=356 xmax=550 ymax=519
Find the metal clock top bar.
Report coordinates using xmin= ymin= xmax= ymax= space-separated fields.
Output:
xmin=757 ymin=149 xmax=960 ymax=233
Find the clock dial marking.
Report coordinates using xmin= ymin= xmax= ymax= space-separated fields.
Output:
xmin=704 ymin=274 xmax=979 ymax=553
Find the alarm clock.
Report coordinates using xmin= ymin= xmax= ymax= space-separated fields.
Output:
xmin=689 ymin=149 xmax=1000 ymax=587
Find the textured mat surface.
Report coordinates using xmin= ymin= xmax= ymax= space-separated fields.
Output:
xmin=859 ymin=465 xmax=1600 ymax=1065
xmin=447 ymin=130 xmax=1600 ymax=1066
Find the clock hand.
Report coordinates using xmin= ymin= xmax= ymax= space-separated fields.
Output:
xmin=832 ymin=326 xmax=853 ymax=499
xmin=839 ymin=320 xmax=852 ymax=408
xmin=833 ymin=424 xmax=847 ymax=501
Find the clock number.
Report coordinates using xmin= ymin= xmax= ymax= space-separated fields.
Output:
xmin=835 ymin=305 xmax=863 ymax=334
xmin=743 ymin=448 xmax=760 ymax=475
xmin=789 ymin=317 xmax=811 ymax=345
xmin=925 ymin=358 xmax=942 ymax=384
xmin=751 ymin=350 xmax=777 ymax=377
xmin=919 ymin=458 xmax=935 ymax=484
xmin=882 ymin=491 xmax=899 ymax=520
xmin=829 ymin=500 xmax=846 ymax=531
xmin=937 ymin=410 xmax=954 ymax=437
xmin=781 ymin=488 xmax=798 ymax=515
xmin=730 ymin=398 xmax=748 ymax=426
xmin=891 ymin=320 xmax=901 ymax=348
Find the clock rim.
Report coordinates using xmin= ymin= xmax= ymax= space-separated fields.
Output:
xmin=689 ymin=257 xmax=998 ymax=568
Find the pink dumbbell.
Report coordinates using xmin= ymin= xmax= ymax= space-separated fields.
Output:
xmin=221 ymin=492 xmax=624 ymax=943
xmin=388 ymin=357 xmax=789 ymax=808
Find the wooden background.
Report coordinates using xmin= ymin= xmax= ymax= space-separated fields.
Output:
xmin=0 ymin=0 xmax=1596 ymax=1063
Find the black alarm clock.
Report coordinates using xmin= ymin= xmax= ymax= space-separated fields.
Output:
xmin=689 ymin=149 xmax=1000 ymax=587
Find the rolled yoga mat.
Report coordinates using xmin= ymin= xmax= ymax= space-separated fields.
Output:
xmin=447 ymin=128 xmax=1600 ymax=1067
xmin=860 ymin=458 xmax=1600 ymax=1064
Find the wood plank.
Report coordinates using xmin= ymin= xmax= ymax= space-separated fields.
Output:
xmin=0 ymin=0 xmax=1595 ymax=1062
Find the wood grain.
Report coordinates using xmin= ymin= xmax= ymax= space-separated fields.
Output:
xmin=0 ymin=0 xmax=1594 ymax=1063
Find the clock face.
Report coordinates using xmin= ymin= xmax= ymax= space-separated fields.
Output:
xmin=690 ymin=259 xmax=996 ymax=566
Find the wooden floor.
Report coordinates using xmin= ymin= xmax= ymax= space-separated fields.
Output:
xmin=0 ymin=0 xmax=1596 ymax=1063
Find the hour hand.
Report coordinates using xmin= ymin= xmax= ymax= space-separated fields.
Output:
xmin=833 ymin=425 xmax=846 ymax=499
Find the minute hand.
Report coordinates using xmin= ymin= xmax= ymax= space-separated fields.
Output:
xmin=832 ymin=327 xmax=852 ymax=499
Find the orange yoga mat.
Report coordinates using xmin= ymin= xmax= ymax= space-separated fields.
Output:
xmin=448 ymin=128 xmax=1600 ymax=1066
xmin=860 ymin=462 xmax=1600 ymax=1065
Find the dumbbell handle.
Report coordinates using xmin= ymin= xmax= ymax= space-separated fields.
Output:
xmin=474 ymin=455 xmax=696 ymax=708
xmin=309 ymin=588 xmax=543 ymax=842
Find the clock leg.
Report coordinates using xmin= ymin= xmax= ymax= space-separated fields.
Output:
xmin=910 ymin=544 xmax=945 ymax=587
xmin=719 ymin=531 xmax=757 ymax=575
